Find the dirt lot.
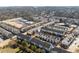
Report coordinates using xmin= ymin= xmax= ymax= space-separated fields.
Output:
xmin=0 ymin=47 xmax=20 ymax=53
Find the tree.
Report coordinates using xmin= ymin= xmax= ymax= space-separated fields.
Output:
xmin=30 ymin=45 xmax=37 ymax=51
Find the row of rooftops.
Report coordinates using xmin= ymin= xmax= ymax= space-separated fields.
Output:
xmin=35 ymin=31 xmax=61 ymax=46
xmin=0 ymin=17 xmax=36 ymax=40
xmin=34 ymin=22 xmax=79 ymax=50
xmin=41 ymin=26 xmax=65 ymax=37
xmin=0 ymin=17 xmax=54 ymax=51
xmin=17 ymin=33 xmax=54 ymax=51
xmin=60 ymin=34 xmax=75 ymax=49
